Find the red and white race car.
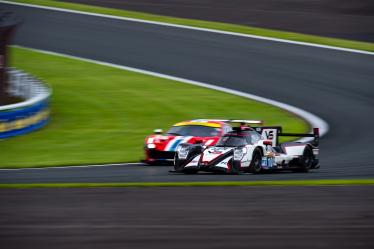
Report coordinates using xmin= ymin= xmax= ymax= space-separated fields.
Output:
xmin=174 ymin=120 xmax=320 ymax=174
xmin=143 ymin=119 xmax=234 ymax=164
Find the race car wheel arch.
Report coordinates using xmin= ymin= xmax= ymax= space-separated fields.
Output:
xmin=250 ymin=147 xmax=263 ymax=174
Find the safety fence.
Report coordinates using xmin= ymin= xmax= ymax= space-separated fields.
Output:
xmin=0 ymin=68 xmax=51 ymax=139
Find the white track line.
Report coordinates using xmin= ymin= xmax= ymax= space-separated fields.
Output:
xmin=0 ymin=162 xmax=141 ymax=171
xmin=1 ymin=0 xmax=373 ymax=56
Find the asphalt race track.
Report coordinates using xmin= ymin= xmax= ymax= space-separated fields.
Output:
xmin=1 ymin=3 xmax=374 ymax=182
xmin=0 ymin=163 xmax=372 ymax=184
xmin=63 ymin=0 xmax=374 ymax=42
xmin=1 ymin=186 xmax=374 ymax=249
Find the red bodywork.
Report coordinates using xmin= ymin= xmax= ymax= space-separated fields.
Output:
xmin=144 ymin=120 xmax=228 ymax=164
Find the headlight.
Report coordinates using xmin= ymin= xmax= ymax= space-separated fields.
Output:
xmin=234 ymin=147 xmax=247 ymax=161
xmin=147 ymin=143 xmax=156 ymax=149
xmin=177 ymin=145 xmax=189 ymax=159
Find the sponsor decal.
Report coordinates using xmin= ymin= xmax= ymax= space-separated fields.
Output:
xmin=215 ymin=156 xmax=231 ymax=168
xmin=216 ymin=161 xmax=228 ymax=168
xmin=261 ymin=157 xmax=276 ymax=168
xmin=261 ymin=128 xmax=278 ymax=146
xmin=265 ymin=130 xmax=274 ymax=139
xmin=206 ymin=147 xmax=227 ymax=155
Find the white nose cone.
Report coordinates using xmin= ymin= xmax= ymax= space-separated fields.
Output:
xmin=202 ymin=147 xmax=232 ymax=162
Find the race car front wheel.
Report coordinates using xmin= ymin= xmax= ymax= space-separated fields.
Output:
xmin=250 ymin=148 xmax=263 ymax=174
xmin=174 ymin=154 xmax=186 ymax=172
xmin=174 ymin=146 xmax=202 ymax=174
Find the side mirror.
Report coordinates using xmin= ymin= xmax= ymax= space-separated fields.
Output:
xmin=153 ymin=129 xmax=163 ymax=134
xmin=263 ymin=140 xmax=272 ymax=146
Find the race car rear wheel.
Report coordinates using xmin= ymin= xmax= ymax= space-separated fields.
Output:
xmin=295 ymin=146 xmax=313 ymax=172
xmin=250 ymin=148 xmax=263 ymax=174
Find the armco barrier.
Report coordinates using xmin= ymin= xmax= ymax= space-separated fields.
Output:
xmin=0 ymin=68 xmax=51 ymax=139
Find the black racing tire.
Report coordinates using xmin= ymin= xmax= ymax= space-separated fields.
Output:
xmin=231 ymin=159 xmax=241 ymax=174
xmin=296 ymin=146 xmax=314 ymax=172
xmin=174 ymin=154 xmax=186 ymax=172
xmin=250 ymin=148 xmax=263 ymax=174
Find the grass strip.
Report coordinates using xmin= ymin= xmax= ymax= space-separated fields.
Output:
xmin=8 ymin=0 xmax=374 ymax=52
xmin=1 ymin=179 xmax=374 ymax=188
xmin=0 ymin=47 xmax=307 ymax=168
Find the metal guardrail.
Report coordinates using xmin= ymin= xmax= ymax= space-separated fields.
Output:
xmin=0 ymin=68 xmax=51 ymax=139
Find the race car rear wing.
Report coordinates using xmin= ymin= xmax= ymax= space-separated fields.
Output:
xmin=192 ymin=119 xmax=319 ymax=146
xmin=228 ymin=119 xmax=263 ymax=125
xmin=254 ymin=126 xmax=320 ymax=147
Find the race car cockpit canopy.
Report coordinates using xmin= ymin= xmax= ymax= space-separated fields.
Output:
xmin=215 ymin=129 xmax=261 ymax=147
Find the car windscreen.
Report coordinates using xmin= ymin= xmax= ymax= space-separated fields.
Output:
xmin=215 ymin=135 xmax=249 ymax=147
xmin=216 ymin=130 xmax=261 ymax=147
xmin=166 ymin=125 xmax=219 ymax=137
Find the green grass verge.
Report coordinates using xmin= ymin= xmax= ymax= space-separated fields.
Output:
xmin=9 ymin=0 xmax=374 ymax=52
xmin=1 ymin=179 xmax=374 ymax=188
xmin=0 ymin=47 xmax=307 ymax=168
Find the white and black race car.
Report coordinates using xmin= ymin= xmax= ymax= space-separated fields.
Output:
xmin=174 ymin=120 xmax=320 ymax=174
